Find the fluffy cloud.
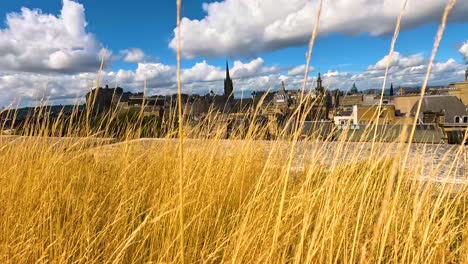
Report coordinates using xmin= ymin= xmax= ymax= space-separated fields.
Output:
xmin=231 ymin=58 xmax=279 ymax=78
xmin=2 ymin=51 xmax=466 ymax=107
xmin=181 ymin=61 xmax=223 ymax=83
xmin=0 ymin=72 xmax=98 ymax=107
xmin=460 ymin=41 xmax=468 ymax=62
xmin=0 ymin=0 xmax=110 ymax=74
xmin=0 ymin=49 xmax=283 ymax=106
xmin=363 ymin=52 xmax=464 ymax=81
xmin=368 ymin=52 xmax=425 ymax=71
xmin=288 ymin=65 xmax=315 ymax=76
xmin=327 ymin=52 xmax=466 ymax=92
xmin=111 ymin=58 xmax=279 ymax=89
xmin=121 ymin=49 xmax=146 ymax=63
xmin=170 ymin=0 xmax=468 ymax=58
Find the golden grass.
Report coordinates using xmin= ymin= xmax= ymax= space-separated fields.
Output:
xmin=0 ymin=134 xmax=466 ymax=263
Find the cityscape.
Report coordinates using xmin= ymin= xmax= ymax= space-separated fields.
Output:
xmin=12 ymin=62 xmax=462 ymax=143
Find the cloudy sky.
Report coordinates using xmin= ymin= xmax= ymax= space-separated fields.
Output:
xmin=1 ymin=0 xmax=468 ymax=107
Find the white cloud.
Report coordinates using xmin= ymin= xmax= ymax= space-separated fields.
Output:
xmin=2 ymin=51 xmax=466 ymax=107
xmin=121 ymin=48 xmax=146 ymax=63
xmin=231 ymin=58 xmax=279 ymax=78
xmin=0 ymin=72 xmax=97 ymax=107
xmin=368 ymin=52 xmax=425 ymax=71
xmin=0 ymin=0 xmax=110 ymax=74
xmin=134 ymin=63 xmax=174 ymax=83
xmin=460 ymin=41 xmax=468 ymax=62
xmin=92 ymin=58 xmax=281 ymax=98
xmin=169 ymin=0 xmax=468 ymax=58
xmin=332 ymin=52 xmax=466 ymax=91
xmin=181 ymin=61 xmax=223 ymax=83
xmin=288 ymin=64 xmax=315 ymax=76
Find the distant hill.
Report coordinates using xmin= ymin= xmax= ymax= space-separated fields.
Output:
xmin=1 ymin=105 xmax=85 ymax=120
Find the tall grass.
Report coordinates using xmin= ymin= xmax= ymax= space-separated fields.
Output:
xmin=0 ymin=0 xmax=467 ymax=263
xmin=0 ymin=123 xmax=466 ymax=263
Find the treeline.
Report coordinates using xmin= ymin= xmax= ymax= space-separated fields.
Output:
xmin=1 ymin=106 xmax=165 ymax=139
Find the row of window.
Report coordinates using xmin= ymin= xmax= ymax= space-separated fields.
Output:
xmin=338 ymin=120 xmax=392 ymax=126
xmin=454 ymin=116 xmax=468 ymax=123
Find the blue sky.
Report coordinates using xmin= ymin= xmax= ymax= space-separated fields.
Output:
xmin=0 ymin=0 xmax=467 ymax=106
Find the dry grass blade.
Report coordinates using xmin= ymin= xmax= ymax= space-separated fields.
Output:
xmin=371 ymin=0 xmax=409 ymax=153
xmin=176 ymin=0 xmax=186 ymax=263
xmin=403 ymin=0 xmax=458 ymax=170
xmin=269 ymin=0 xmax=324 ymax=261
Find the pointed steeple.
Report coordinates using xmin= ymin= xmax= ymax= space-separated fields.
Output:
xmin=226 ymin=60 xmax=231 ymax=80
xmin=224 ymin=61 xmax=234 ymax=101
xmin=390 ymin=82 xmax=394 ymax=96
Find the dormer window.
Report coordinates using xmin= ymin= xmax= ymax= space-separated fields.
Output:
xmin=454 ymin=116 xmax=461 ymax=123
xmin=464 ymin=116 xmax=468 ymax=123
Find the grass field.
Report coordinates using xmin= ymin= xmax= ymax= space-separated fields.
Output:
xmin=0 ymin=133 xmax=466 ymax=263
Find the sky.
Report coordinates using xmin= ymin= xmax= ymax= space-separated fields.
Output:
xmin=0 ymin=0 xmax=468 ymax=107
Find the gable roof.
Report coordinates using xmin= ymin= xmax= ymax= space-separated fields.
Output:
xmin=410 ymin=95 xmax=468 ymax=123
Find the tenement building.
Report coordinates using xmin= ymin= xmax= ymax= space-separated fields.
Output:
xmin=447 ymin=67 xmax=468 ymax=105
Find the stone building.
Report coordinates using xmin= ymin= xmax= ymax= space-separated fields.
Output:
xmin=334 ymin=104 xmax=397 ymax=129
xmin=410 ymin=94 xmax=468 ymax=144
xmin=447 ymin=68 xmax=468 ymax=105
xmin=411 ymin=95 xmax=468 ymax=125
xmin=307 ymin=73 xmax=332 ymax=121
xmin=357 ymin=105 xmax=396 ymax=126
xmin=85 ymin=85 xmax=124 ymax=113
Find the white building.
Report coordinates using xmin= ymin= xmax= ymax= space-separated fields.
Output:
xmin=334 ymin=105 xmax=359 ymax=130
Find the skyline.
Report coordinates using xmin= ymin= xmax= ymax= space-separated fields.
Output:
xmin=1 ymin=0 xmax=468 ymax=107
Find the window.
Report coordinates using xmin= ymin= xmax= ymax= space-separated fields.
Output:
xmin=454 ymin=116 xmax=460 ymax=123
xmin=464 ymin=116 xmax=468 ymax=123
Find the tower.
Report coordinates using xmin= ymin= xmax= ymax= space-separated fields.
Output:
xmin=224 ymin=61 xmax=234 ymax=101
xmin=316 ymin=73 xmax=324 ymax=95
xmin=465 ymin=67 xmax=468 ymax=82
xmin=390 ymin=82 xmax=394 ymax=96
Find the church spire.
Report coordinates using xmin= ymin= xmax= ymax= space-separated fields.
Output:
xmin=224 ymin=61 xmax=234 ymax=101
xmin=390 ymin=82 xmax=394 ymax=96
xmin=226 ymin=60 xmax=231 ymax=80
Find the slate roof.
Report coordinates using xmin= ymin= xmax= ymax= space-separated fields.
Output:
xmin=340 ymin=95 xmax=364 ymax=106
xmin=410 ymin=95 xmax=468 ymax=124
